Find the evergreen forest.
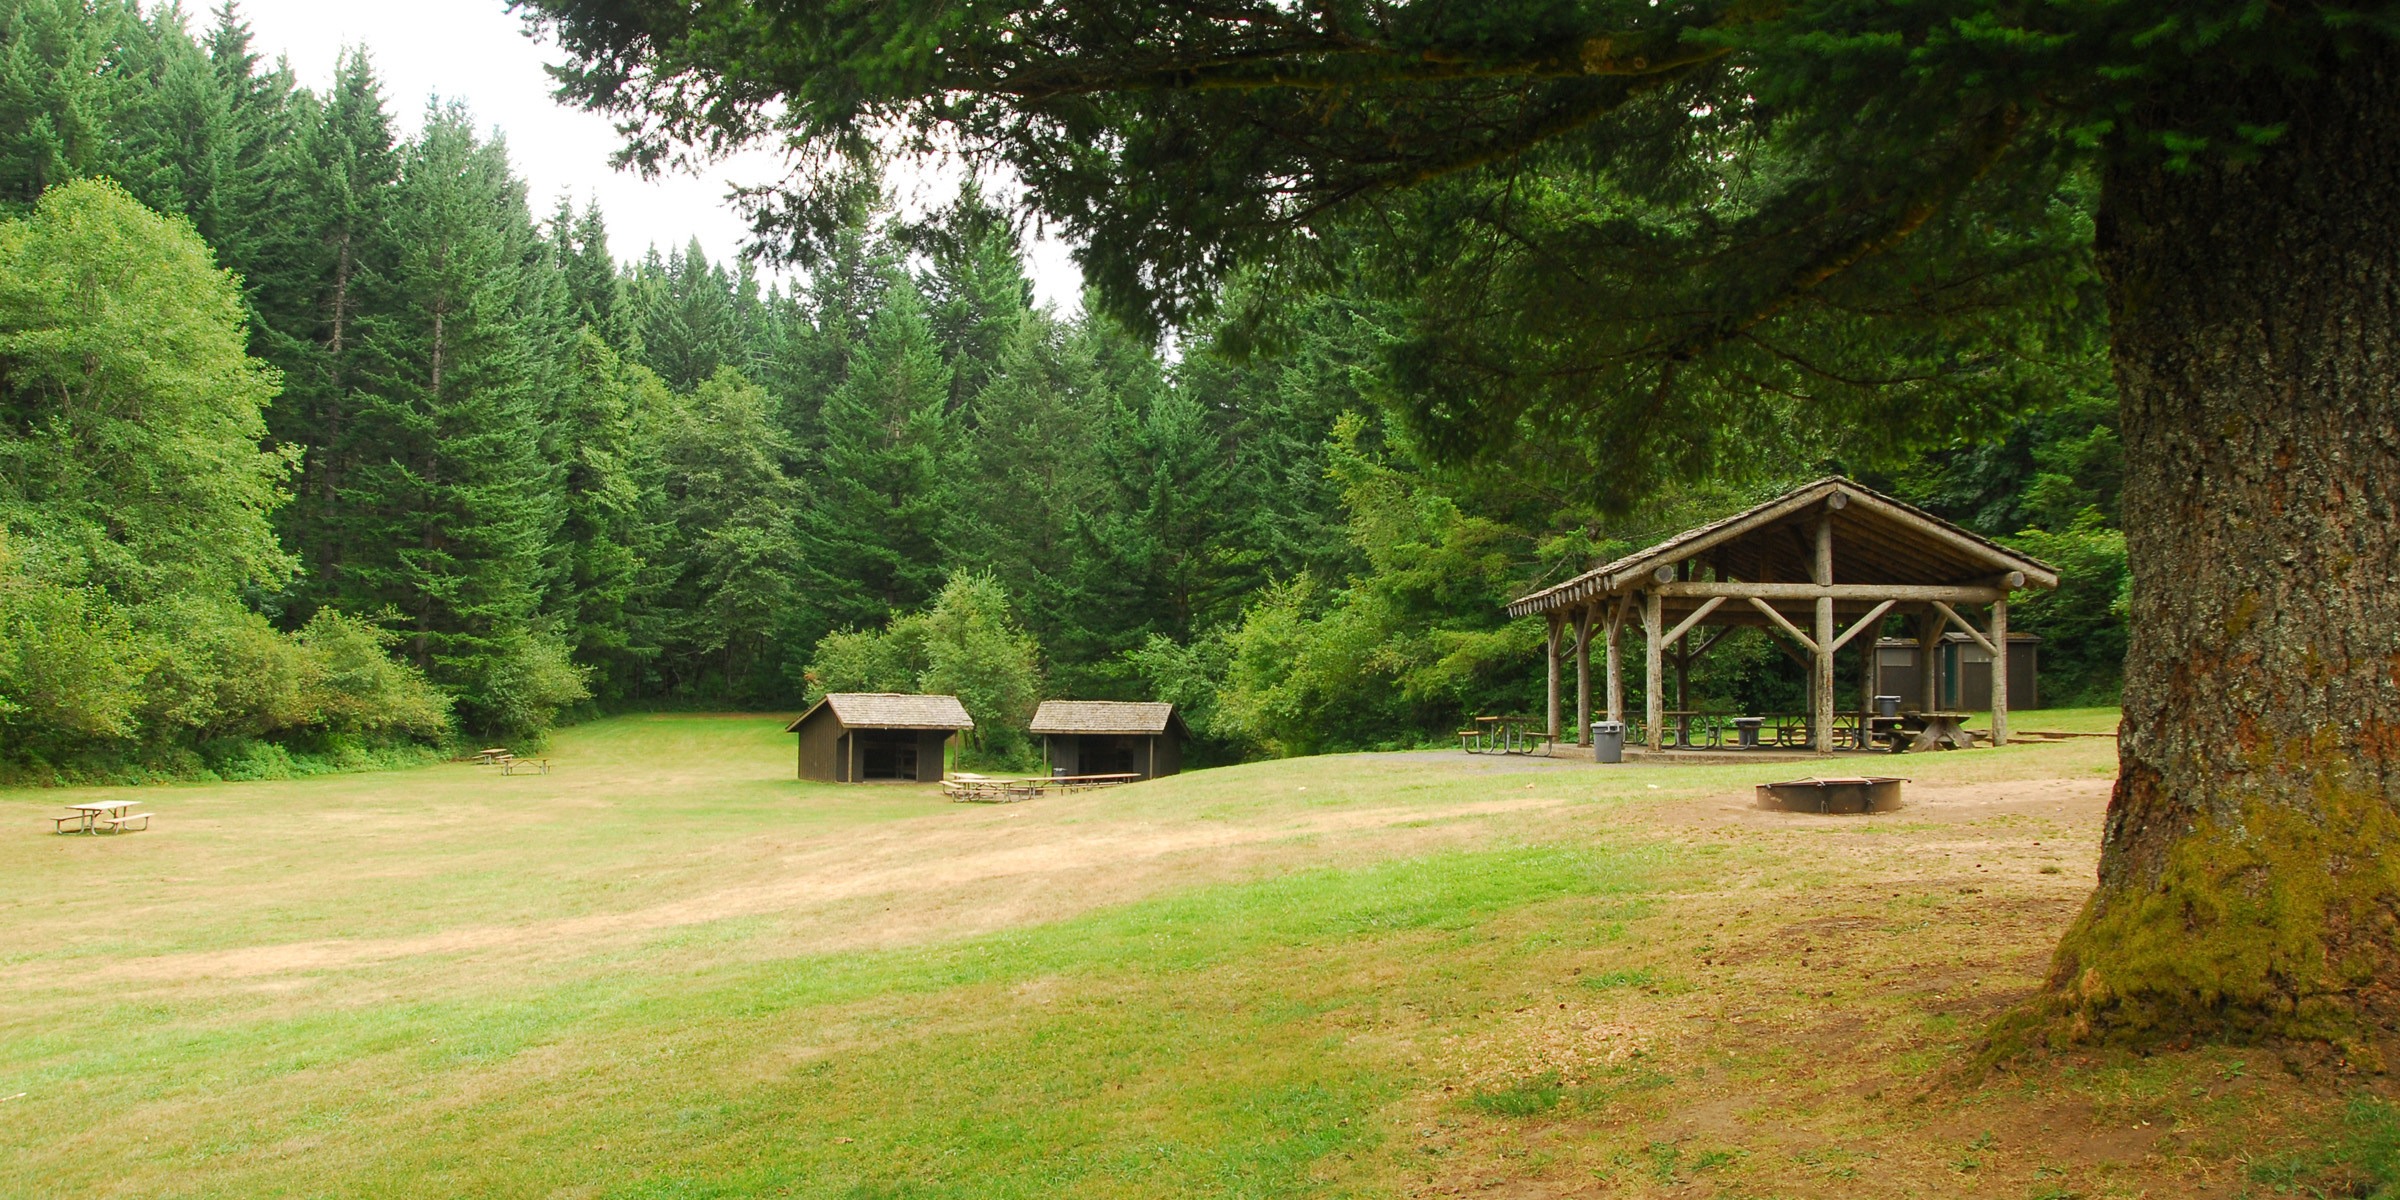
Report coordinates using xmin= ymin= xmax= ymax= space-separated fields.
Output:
xmin=0 ymin=1 xmax=2128 ymax=780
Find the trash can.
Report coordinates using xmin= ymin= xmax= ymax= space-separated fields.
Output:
xmin=1052 ymin=766 xmax=1069 ymax=779
xmin=1590 ymin=721 xmax=1625 ymax=764
xmin=1732 ymin=716 xmax=1765 ymax=749
xmin=1873 ymin=694 xmax=1902 ymax=719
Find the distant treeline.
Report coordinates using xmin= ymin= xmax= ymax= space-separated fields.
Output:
xmin=0 ymin=2 xmax=2126 ymax=779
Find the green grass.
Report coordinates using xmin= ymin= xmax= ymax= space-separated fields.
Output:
xmin=15 ymin=705 xmax=2333 ymax=1200
xmin=0 ymin=715 xmax=1687 ymax=1197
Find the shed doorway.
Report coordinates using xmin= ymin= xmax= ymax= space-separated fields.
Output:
xmin=856 ymin=730 xmax=920 ymax=781
xmin=1078 ymin=735 xmax=1141 ymax=777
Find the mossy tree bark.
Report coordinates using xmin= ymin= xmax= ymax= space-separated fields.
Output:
xmin=2044 ymin=43 xmax=2400 ymax=1044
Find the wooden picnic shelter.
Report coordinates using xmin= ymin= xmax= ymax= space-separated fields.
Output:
xmin=1504 ymin=478 xmax=2058 ymax=754
xmin=787 ymin=693 xmax=974 ymax=782
xmin=1029 ymin=700 xmax=1187 ymax=781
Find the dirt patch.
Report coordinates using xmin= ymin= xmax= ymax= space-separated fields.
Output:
xmin=1402 ymin=764 xmax=2392 ymax=1199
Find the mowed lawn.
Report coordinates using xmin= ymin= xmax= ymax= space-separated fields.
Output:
xmin=0 ymin=712 xmax=2384 ymax=1198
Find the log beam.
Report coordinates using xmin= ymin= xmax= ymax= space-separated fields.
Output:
xmin=1746 ymin=596 xmax=1818 ymax=653
xmin=1827 ymin=599 xmax=1898 ymax=656
xmin=1660 ymin=595 xmax=1728 ymax=648
xmin=1931 ymin=600 xmax=1999 ymax=654
xmin=1648 ymin=581 xmax=2008 ymax=602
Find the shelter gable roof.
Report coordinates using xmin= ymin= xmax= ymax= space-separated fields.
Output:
xmin=1029 ymin=700 xmax=1185 ymax=736
xmin=784 ymin=693 xmax=975 ymax=732
xmin=1506 ymin=477 xmax=2058 ymax=617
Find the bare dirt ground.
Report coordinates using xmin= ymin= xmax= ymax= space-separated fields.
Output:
xmin=1395 ymin=759 xmax=2391 ymax=1199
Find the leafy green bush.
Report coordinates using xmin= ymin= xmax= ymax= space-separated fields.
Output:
xmin=2005 ymin=510 xmax=2129 ymax=706
xmin=806 ymin=573 xmax=1044 ymax=762
xmin=0 ymin=183 xmax=456 ymax=778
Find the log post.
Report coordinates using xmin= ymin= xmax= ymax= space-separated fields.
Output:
xmin=1644 ymin=590 xmax=1664 ymax=752
xmin=1813 ymin=513 xmax=1835 ymax=753
xmin=1605 ymin=599 xmax=1625 ymax=723
xmin=1989 ymin=596 xmax=2009 ymax=747
xmin=1918 ymin=605 xmax=1942 ymax=712
xmin=1573 ymin=604 xmax=1594 ymax=745
xmin=1545 ymin=613 xmax=1563 ymax=742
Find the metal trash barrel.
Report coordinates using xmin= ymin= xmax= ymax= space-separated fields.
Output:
xmin=1873 ymin=694 xmax=1902 ymax=718
xmin=1590 ymin=721 xmax=1625 ymax=764
xmin=1732 ymin=716 xmax=1765 ymax=748
xmin=1052 ymin=766 xmax=1069 ymax=779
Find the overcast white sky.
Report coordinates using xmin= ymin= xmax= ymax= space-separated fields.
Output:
xmin=232 ymin=0 xmax=1085 ymax=310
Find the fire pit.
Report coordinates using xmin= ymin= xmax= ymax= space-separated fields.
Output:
xmin=1755 ymin=776 xmax=1906 ymax=814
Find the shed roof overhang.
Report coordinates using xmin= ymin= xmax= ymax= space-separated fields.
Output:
xmin=1505 ymin=477 xmax=2058 ymax=620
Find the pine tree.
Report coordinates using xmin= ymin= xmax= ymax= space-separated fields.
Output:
xmin=0 ymin=0 xmax=138 ymax=209
xmin=650 ymin=370 xmax=806 ymax=698
xmin=551 ymin=329 xmax=668 ymax=700
xmin=625 ymin=237 xmax=736 ymax=391
xmin=338 ymin=105 xmax=577 ymax=736
xmin=801 ymin=276 xmax=955 ymax=634
xmin=246 ymin=49 xmax=400 ymax=609
xmin=916 ymin=180 xmax=1033 ymax=414
xmin=551 ymin=197 xmax=625 ymax=343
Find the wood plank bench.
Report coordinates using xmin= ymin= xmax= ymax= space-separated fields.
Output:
xmin=499 ymin=758 xmax=550 ymax=776
xmin=100 ymin=812 xmax=152 ymax=832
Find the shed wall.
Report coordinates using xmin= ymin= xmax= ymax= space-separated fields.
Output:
xmin=916 ymin=731 xmax=950 ymax=782
xmin=797 ymin=712 xmax=845 ymax=781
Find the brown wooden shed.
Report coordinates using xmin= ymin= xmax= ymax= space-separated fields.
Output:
xmin=1029 ymin=701 xmax=1187 ymax=780
xmin=786 ymin=693 xmax=973 ymax=783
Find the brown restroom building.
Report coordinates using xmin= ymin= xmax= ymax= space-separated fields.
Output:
xmin=787 ymin=693 xmax=973 ymax=782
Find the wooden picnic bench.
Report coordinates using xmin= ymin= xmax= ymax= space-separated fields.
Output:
xmin=1462 ymin=716 xmax=1550 ymax=755
xmin=51 ymin=800 xmax=148 ymax=834
xmin=499 ymin=758 xmax=551 ymax=775
xmin=1904 ymin=711 xmax=1981 ymax=751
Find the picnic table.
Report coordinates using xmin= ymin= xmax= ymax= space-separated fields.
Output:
xmin=1832 ymin=710 xmax=1912 ymax=752
xmin=1459 ymin=716 xmax=1550 ymax=755
xmin=1904 ymin=711 xmax=1981 ymax=752
xmin=472 ymin=747 xmax=551 ymax=774
xmin=52 ymin=800 xmax=150 ymax=835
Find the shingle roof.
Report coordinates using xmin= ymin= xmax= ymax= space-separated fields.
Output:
xmin=1029 ymin=700 xmax=1184 ymax=736
xmin=784 ymin=693 xmax=974 ymax=732
xmin=1505 ymin=476 xmax=2059 ymax=617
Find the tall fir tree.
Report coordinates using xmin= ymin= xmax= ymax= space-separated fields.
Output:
xmin=339 ymin=104 xmax=576 ymax=735
xmin=625 ymin=237 xmax=736 ymax=391
xmin=801 ymin=276 xmax=956 ymax=634
xmin=916 ymin=181 xmax=1034 ymax=414
xmin=650 ymin=370 xmax=806 ymax=699
xmin=551 ymin=329 xmax=667 ymax=700
xmin=250 ymin=48 xmax=399 ymax=607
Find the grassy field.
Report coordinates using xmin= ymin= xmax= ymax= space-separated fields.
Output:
xmin=2 ymin=709 xmax=2390 ymax=1198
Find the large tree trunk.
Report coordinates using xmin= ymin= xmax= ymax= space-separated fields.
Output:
xmin=2042 ymin=42 xmax=2400 ymax=1044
